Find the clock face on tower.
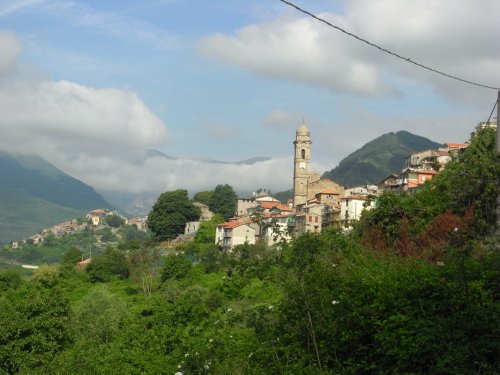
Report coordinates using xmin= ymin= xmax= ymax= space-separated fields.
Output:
xmin=299 ymin=162 xmax=306 ymax=169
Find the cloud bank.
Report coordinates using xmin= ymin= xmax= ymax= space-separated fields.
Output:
xmin=0 ymin=31 xmax=294 ymax=195
xmin=199 ymin=0 xmax=500 ymax=102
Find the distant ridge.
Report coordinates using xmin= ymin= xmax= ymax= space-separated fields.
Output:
xmin=322 ymin=131 xmax=443 ymax=187
xmin=0 ymin=151 xmax=112 ymax=244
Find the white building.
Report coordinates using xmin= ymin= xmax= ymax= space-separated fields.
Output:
xmin=215 ymin=220 xmax=257 ymax=251
xmin=340 ymin=194 xmax=376 ymax=230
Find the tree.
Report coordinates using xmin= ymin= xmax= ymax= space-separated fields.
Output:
xmin=193 ymin=191 xmax=214 ymax=206
xmin=86 ymin=247 xmax=129 ymax=282
xmin=194 ymin=214 xmax=225 ymax=244
xmin=147 ymin=189 xmax=201 ymax=241
xmin=161 ymin=253 xmax=192 ymax=282
xmin=62 ymin=248 xmax=83 ymax=265
xmin=209 ymin=184 xmax=237 ymax=220
xmin=105 ymin=214 xmax=124 ymax=228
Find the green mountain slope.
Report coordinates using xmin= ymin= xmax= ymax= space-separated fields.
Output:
xmin=323 ymin=131 xmax=443 ymax=187
xmin=0 ymin=186 xmax=83 ymax=245
xmin=0 ymin=151 xmax=111 ymax=245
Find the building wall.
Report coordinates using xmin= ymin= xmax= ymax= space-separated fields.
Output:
xmin=307 ymin=179 xmax=345 ymax=201
xmin=293 ymin=124 xmax=311 ymax=207
xmin=236 ymin=198 xmax=258 ymax=216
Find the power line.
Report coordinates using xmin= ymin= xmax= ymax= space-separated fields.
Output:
xmin=486 ymin=100 xmax=497 ymax=124
xmin=279 ymin=0 xmax=500 ymax=91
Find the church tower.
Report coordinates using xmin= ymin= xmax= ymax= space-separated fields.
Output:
xmin=293 ymin=121 xmax=311 ymax=207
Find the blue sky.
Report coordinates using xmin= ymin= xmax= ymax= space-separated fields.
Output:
xmin=0 ymin=0 xmax=499 ymax=195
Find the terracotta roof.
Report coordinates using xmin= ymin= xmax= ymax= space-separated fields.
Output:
xmin=317 ymin=188 xmax=340 ymax=195
xmin=257 ymin=201 xmax=292 ymax=211
xmin=217 ymin=220 xmax=253 ymax=229
xmin=416 ymin=169 xmax=438 ymax=175
xmin=444 ymin=143 xmax=468 ymax=149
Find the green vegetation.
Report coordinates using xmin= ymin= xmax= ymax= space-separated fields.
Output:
xmin=0 ymin=129 xmax=498 ymax=374
xmin=147 ymin=189 xmax=201 ymax=241
xmin=323 ymin=130 xmax=442 ymax=187
xmin=0 ymin=186 xmax=84 ymax=246
xmin=0 ymin=151 xmax=112 ymax=245
xmin=209 ymin=184 xmax=237 ymax=220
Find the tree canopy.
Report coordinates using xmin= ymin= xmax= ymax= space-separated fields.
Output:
xmin=147 ymin=189 xmax=201 ymax=241
xmin=209 ymin=184 xmax=237 ymax=220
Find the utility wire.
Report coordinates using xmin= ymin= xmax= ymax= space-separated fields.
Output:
xmin=279 ymin=0 xmax=500 ymax=91
xmin=486 ymin=100 xmax=497 ymax=124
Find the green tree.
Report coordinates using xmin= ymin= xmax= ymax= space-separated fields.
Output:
xmin=161 ymin=253 xmax=192 ymax=282
xmin=193 ymin=190 xmax=214 ymax=205
xmin=0 ymin=269 xmax=22 ymax=291
xmin=0 ymin=284 xmax=70 ymax=373
xmin=147 ymin=189 xmax=201 ymax=241
xmin=62 ymin=248 xmax=83 ymax=265
xmin=86 ymin=247 xmax=129 ymax=282
xmin=209 ymin=184 xmax=237 ymax=220
xmin=194 ymin=214 xmax=225 ymax=244
xmin=105 ymin=214 xmax=124 ymax=228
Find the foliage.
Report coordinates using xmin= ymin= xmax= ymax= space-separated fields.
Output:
xmin=161 ymin=253 xmax=193 ymax=282
xmin=86 ymin=247 xmax=129 ymax=282
xmin=323 ymin=130 xmax=442 ymax=187
xmin=209 ymin=184 xmax=237 ymax=220
xmin=105 ymin=214 xmax=124 ymax=228
xmin=0 ymin=269 xmax=22 ymax=291
xmin=147 ymin=189 xmax=201 ymax=241
xmin=1 ymin=131 xmax=498 ymax=373
xmin=62 ymin=248 xmax=83 ymax=265
xmin=193 ymin=190 xmax=214 ymax=205
xmin=194 ymin=214 xmax=225 ymax=244
xmin=0 ymin=283 xmax=70 ymax=373
xmin=357 ymin=127 xmax=499 ymax=257
xmin=118 ymin=224 xmax=150 ymax=241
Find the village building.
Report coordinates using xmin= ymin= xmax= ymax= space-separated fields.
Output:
xmin=215 ymin=220 xmax=257 ymax=251
xmin=184 ymin=202 xmax=215 ymax=236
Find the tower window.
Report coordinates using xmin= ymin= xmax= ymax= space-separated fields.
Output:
xmin=301 ymin=149 xmax=305 ymax=159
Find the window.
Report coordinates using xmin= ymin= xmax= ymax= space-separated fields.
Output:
xmin=301 ymin=149 xmax=305 ymax=159
xmin=309 ymin=215 xmax=312 ymax=222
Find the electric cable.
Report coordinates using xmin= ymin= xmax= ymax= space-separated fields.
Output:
xmin=279 ymin=0 xmax=500 ymax=91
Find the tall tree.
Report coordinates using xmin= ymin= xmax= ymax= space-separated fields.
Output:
xmin=147 ymin=189 xmax=201 ymax=241
xmin=193 ymin=191 xmax=214 ymax=206
xmin=209 ymin=184 xmax=237 ymax=220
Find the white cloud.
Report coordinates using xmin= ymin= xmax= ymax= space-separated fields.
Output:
xmin=0 ymin=30 xmax=294 ymax=196
xmin=202 ymin=123 xmax=236 ymax=140
xmin=74 ymin=155 xmax=294 ymax=195
xmin=199 ymin=0 xmax=500 ymax=102
xmin=199 ymin=14 xmax=387 ymax=96
xmin=0 ymin=30 xmax=21 ymax=72
xmin=263 ymin=108 xmax=303 ymax=128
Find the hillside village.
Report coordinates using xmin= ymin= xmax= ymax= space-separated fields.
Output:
xmin=188 ymin=119 xmax=496 ymax=251
xmin=8 ymin=118 xmax=496 ymax=255
xmin=9 ymin=209 xmax=148 ymax=250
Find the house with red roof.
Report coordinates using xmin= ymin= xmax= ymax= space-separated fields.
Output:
xmin=215 ymin=220 xmax=257 ymax=251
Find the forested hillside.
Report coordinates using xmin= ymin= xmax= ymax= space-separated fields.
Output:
xmin=323 ymin=130 xmax=443 ymax=187
xmin=0 ymin=128 xmax=498 ymax=374
xmin=0 ymin=152 xmax=111 ymax=245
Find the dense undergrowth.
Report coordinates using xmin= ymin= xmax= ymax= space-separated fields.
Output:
xmin=0 ymin=128 xmax=499 ymax=374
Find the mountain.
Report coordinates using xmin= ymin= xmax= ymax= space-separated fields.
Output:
xmin=0 ymin=151 xmax=111 ymax=245
xmin=322 ymin=131 xmax=443 ymax=187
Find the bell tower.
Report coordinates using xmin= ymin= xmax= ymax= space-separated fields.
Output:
xmin=293 ymin=120 xmax=311 ymax=207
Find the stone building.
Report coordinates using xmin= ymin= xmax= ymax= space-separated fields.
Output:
xmin=292 ymin=121 xmax=345 ymax=209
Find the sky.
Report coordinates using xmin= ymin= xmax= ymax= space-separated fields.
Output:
xmin=0 ymin=0 xmax=499 ymax=196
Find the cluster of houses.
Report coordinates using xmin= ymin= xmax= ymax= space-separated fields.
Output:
xmin=10 ymin=209 xmax=147 ymax=249
xmin=205 ymin=119 xmax=496 ymax=251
